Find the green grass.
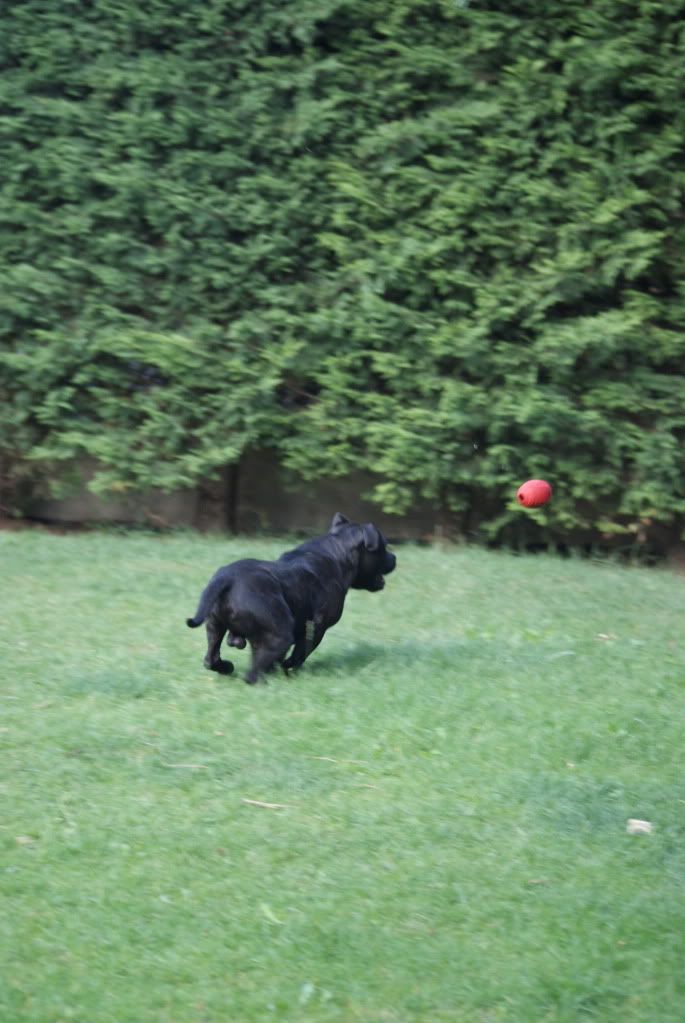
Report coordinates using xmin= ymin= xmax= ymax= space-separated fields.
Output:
xmin=1 ymin=528 xmax=684 ymax=1023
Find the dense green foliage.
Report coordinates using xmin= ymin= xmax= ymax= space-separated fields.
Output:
xmin=1 ymin=0 xmax=684 ymax=543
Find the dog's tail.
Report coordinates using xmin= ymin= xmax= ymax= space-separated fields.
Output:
xmin=186 ymin=566 xmax=234 ymax=628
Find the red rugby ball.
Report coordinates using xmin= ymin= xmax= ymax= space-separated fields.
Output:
xmin=517 ymin=479 xmax=553 ymax=508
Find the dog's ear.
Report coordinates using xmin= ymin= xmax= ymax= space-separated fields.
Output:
xmin=361 ymin=523 xmax=379 ymax=551
xmin=330 ymin=512 xmax=350 ymax=533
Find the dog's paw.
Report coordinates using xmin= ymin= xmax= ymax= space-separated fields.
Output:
xmin=204 ymin=658 xmax=234 ymax=675
xmin=282 ymin=656 xmax=303 ymax=672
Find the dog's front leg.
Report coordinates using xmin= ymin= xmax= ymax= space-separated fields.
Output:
xmin=245 ymin=630 xmax=292 ymax=684
xmin=283 ymin=620 xmax=325 ymax=671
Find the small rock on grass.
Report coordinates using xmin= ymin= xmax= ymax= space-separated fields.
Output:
xmin=626 ymin=819 xmax=653 ymax=835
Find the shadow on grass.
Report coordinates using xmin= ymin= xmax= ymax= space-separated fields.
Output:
xmin=64 ymin=640 xmax=487 ymax=695
xmin=302 ymin=638 xmax=473 ymax=676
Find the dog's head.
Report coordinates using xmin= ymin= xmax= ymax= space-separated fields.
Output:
xmin=330 ymin=513 xmax=396 ymax=591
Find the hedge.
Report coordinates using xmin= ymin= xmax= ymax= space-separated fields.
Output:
xmin=1 ymin=0 xmax=684 ymax=546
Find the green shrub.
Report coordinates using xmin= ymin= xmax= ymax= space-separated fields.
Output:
xmin=1 ymin=0 xmax=683 ymax=544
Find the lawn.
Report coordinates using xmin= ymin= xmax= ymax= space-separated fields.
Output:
xmin=1 ymin=528 xmax=684 ymax=1023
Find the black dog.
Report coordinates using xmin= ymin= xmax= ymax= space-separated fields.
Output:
xmin=186 ymin=513 xmax=396 ymax=683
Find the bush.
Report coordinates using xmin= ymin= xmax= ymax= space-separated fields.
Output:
xmin=1 ymin=0 xmax=683 ymax=545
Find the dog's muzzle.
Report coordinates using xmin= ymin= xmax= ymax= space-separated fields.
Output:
xmin=370 ymin=552 xmax=396 ymax=590
xmin=384 ymin=552 xmax=397 ymax=575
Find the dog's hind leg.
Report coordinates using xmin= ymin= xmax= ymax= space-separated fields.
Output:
xmin=203 ymin=614 xmax=234 ymax=676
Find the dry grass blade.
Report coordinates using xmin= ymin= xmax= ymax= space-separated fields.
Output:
xmin=241 ymin=798 xmax=289 ymax=810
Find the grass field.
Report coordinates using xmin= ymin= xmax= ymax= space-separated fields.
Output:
xmin=1 ymin=527 xmax=684 ymax=1023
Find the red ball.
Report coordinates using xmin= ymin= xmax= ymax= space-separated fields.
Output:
xmin=517 ymin=479 xmax=553 ymax=508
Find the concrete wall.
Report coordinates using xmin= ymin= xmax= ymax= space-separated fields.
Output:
xmin=26 ymin=451 xmax=440 ymax=540
xmin=24 ymin=452 xmax=684 ymax=563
